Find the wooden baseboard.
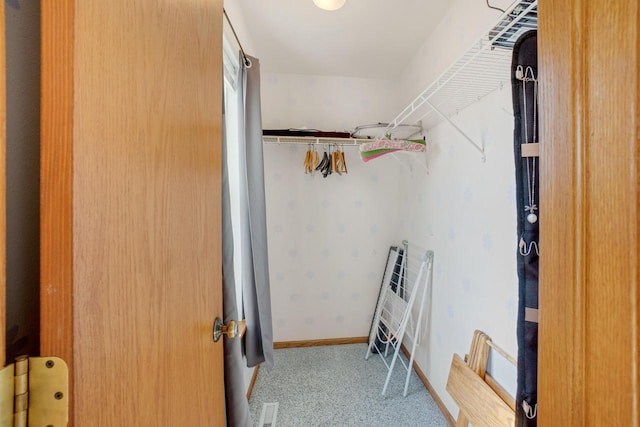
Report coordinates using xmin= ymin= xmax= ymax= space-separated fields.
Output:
xmin=401 ymin=344 xmax=456 ymax=427
xmin=246 ymin=364 xmax=260 ymax=400
xmin=273 ymin=336 xmax=368 ymax=349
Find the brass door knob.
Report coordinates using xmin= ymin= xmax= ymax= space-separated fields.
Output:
xmin=213 ymin=317 xmax=246 ymax=342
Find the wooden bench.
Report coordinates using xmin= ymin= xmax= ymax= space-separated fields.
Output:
xmin=446 ymin=330 xmax=517 ymax=427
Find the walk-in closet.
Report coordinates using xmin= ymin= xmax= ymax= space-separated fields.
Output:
xmin=225 ymin=0 xmax=537 ymax=425
xmin=224 ymin=0 xmax=640 ymax=423
xmin=3 ymin=0 xmax=638 ymax=425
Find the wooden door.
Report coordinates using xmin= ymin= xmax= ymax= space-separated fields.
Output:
xmin=538 ymin=0 xmax=640 ymax=424
xmin=40 ymin=1 xmax=225 ymax=425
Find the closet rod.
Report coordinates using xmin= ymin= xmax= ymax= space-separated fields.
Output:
xmin=223 ymin=9 xmax=252 ymax=68
xmin=263 ymin=136 xmax=370 ymax=146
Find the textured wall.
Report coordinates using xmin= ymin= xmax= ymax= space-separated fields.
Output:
xmin=263 ymin=143 xmax=405 ymax=340
xmin=396 ymin=0 xmax=518 ymax=416
xmin=261 ymin=73 xmax=400 ymax=133
xmin=259 ymin=0 xmax=518 ymax=418
xmin=261 ymin=73 xmax=404 ymax=341
xmin=396 ymin=89 xmax=518 ymax=416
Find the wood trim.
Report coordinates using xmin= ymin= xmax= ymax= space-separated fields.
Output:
xmin=40 ymin=0 xmax=74 ymax=422
xmin=246 ymin=365 xmax=260 ymax=400
xmin=484 ymin=373 xmax=515 ymax=413
xmin=446 ymin=354 xmax=515 ymax=427
xmin=538 ymin=3 xmax=584 ymax=423
xmin=539 ymin=0 xmax=640 ymax=424
xmin=273 ymin=336 xmax=368 ymax=349
xmin=400 ymin=344 xmax=455 ymax=427
xmin=0 ymin=0 xmax=6 ymax=368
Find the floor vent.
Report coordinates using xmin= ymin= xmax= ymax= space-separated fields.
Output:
xmin=258 ymin=402 xmax=279 ymax=427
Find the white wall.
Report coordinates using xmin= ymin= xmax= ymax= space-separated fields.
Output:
xmin=393 ymin=0 xmax=519 ymax=417
xmin=264 ymin=144 xmax=405 ymax=340
xmin=257 ymin=0 xmax=519 ymax=419
xmin=261 ymin=73 xmax=405 ymax=341
xmin=396 ymin=89 xmax=518 ymax=415
xmin=261 ymin=73 xmax=401 ymax=132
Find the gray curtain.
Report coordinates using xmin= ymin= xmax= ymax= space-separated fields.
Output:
xmin=221 ymin=52 xmax=273 ymax=426
xmin=236 ymin=54 xmax=274 ymax=369
xmin=222 ymin=87 xmax=252 ymax=427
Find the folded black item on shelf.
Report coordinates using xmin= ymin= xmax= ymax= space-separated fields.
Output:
xmin=262 ymin=128 xmax=352 ymax=138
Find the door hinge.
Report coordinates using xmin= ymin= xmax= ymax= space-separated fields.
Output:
xmin=0 ymin=356 xmax=69 ymax=427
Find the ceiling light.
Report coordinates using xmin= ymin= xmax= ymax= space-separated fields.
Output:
xmin=313 ymin=0 xmax=346 ymax=11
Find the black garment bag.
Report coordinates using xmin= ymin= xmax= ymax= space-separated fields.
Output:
xmin=512 ymin=30 xmax=539 ymax=427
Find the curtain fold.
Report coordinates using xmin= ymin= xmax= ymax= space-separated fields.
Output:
xmin=222 ymin=89 xmax=252 ymax=427
xmin=237 ymin=54 xmax=274 ymax=369
xmin=222 ymin=51 xmax=273 ymax=426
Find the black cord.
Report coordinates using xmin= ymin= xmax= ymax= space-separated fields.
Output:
xmin=485 ymin=0 xmax=506 ymax=13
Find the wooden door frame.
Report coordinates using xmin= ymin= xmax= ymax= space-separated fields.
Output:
xmin=0 ymin=0 xmax=6 ymax=369
xmin=40 ymin=0 xmax=74 ymax=415
xmin=538 ymin=0 xmax=639 ymax=424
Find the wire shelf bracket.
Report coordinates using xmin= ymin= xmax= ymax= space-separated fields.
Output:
xmin=426 ymin=100 xmax=486 ymax=161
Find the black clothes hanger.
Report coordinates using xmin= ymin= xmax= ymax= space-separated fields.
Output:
xmin=315 ymin=145 xmax=332 ymax=178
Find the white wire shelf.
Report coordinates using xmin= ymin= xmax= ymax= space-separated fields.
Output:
xmin=387 ymin=0 xmax=538 ymax=160
xmin=262 ymin=135 xmax=371 ymax=146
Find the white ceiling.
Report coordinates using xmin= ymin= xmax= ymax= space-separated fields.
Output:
xmin=235 ymin=0 xmax=451 ymax=79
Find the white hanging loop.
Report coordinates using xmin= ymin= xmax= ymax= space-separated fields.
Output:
xmin=522 ymin=400 xmax=538 ymax=419
xmin=516 ymin=65 xmax=537 ymax=82
xmin=515 ymin=64 xmax=524 ymax=80
xmin=519 ymin=236 xmax=540 ymax=257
